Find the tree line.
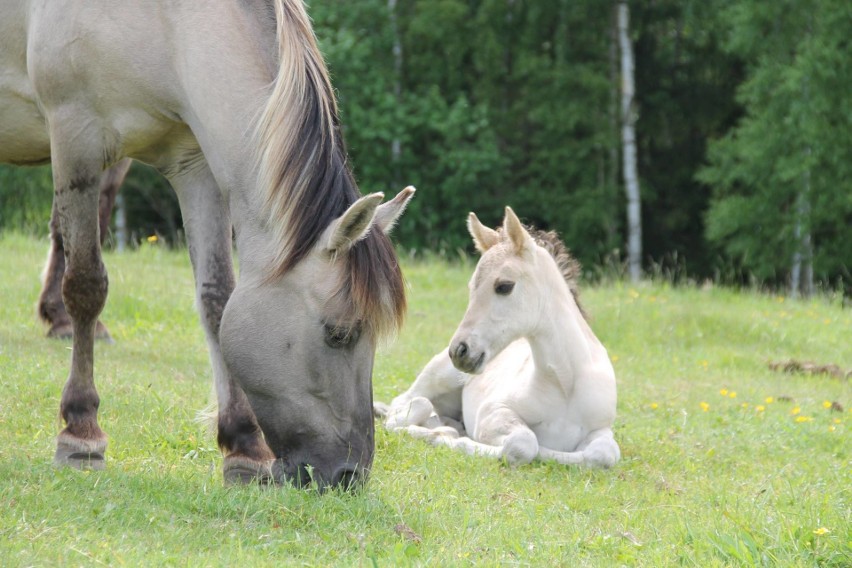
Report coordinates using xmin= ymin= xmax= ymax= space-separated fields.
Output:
xmin=1 ymin=0 xmax=849 ymax=295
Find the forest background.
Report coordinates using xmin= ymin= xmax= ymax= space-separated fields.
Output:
xmin=1 ymin=0 xmax=849 ymax=295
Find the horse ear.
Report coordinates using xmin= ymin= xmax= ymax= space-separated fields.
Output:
xmin=374 ymin=186 xmax=415 ymax=234
xmin=468 ymin=212 xmax=499 ymax=253
xmin=323 ymin=192 xmax=385 ymax=254
xmin=503 ymin=206 xmax=532 ymax=253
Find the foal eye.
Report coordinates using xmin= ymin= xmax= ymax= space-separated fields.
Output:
xmin=323 ymin=323 xmax=360 ymax=349
xmin=494 ymin=280 xmax=515 ymax=295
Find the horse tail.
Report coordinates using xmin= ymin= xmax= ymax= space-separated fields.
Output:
xmin=256 ymin=0 xmax=348 ymax=277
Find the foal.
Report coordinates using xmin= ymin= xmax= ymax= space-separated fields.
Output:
xmin=381 ymin=207 xmax=620 ymax=468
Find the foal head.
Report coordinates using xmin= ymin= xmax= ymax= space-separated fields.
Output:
xmin=220 ymin=187 xmax=414 ymax=489
xmin=449 ymin=207 xmax=577 ymax=374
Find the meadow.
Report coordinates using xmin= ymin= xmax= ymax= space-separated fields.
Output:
xmin=0 ymin=232 xmax=849 ymax=566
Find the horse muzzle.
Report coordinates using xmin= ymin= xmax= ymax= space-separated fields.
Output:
xmin=449 ymin=340 xmax=485 ymax=374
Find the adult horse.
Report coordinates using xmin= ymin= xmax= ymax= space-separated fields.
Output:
xmin=0 ymin=0 xmax=414 ymax=489
xmin=379 ymin=208 xmax=620 ymax=468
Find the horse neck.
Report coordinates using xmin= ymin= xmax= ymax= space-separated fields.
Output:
xmin=525 ymin=261 xmax=603 ymax=388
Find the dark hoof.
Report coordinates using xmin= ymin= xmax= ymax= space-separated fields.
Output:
xmin=223 ymin=457 xmax=274 ymax=486
xmin=54 ymin=446 xmax=106 ymax=471
xmin=46 ymin=321 xmax=114 ymax=343
xmin=46 ymin=322 xmax=74 ymax=340
xmin=94 ymin=321 xmax=114 ymax=344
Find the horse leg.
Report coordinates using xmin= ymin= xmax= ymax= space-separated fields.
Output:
xmin=171 ymin=164 xmax=275 ymax=485
xmin=538 ymin=429 xmax=620 ymax=468
xmin=38 ymin=158 xmax=130 ymax=341
xmin=47 ymin=117 xmax=111 ymax=469
xmin=382 ymin=348 xmax=467 ymax=429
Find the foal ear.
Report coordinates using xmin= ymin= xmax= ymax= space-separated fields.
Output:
xmin=374 ymin=186 xmax=416 ymax=234
xmin=323 ymin=192 xmax=385 ymax=254
xmin=468 ymin=212 xmax=499 ymax=253
xmin=503 ymin=206 xmax=532 ymax=253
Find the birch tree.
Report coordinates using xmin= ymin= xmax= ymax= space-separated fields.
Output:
xmin=618 ymin=1 xmax=642 ymax=281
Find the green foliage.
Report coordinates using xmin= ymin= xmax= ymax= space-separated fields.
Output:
xmin=0 ymin=234 xmax=850 ymax=565
xmin=700 ymin=0 xmax=852 ymax=287
xmin=0 ymin=164 xmax=53 ymax=235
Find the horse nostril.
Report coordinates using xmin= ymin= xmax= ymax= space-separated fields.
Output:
xmin=331 ymin=464 xmax=361 ymax=491
xmin=455 ymin=342 xmax=468 ymax=360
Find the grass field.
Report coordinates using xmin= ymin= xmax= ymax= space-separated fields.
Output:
xmin=0 ymin=232 xmax=849 ymax=566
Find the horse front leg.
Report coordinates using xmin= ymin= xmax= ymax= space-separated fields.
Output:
xmin=47 ymin=120 xmax=112 ymax=469
xmin=38 ymin=158 xmax=130 ymax=341
xmin=171 ymin=163 xmax=275 ymax=485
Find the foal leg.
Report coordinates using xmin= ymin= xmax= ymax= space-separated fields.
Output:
xmin=171 ymin=163 xmax=274 ymax=485
xmin=39 ymin=158 xmax=130 ymax=341
xmin=47 ymin=117 xmax=112 ymax=469
xmin=538 ymin=429 xmax=620 ymax=468
xmin=383 ymin=348 xmax=467 ymax=430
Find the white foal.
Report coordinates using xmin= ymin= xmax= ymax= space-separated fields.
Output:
xmin=381 ymin=207 xmax=620 ymax=468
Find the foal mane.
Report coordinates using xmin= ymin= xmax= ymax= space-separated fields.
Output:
xmin=254 ymin=0 xmax=405 ymax=336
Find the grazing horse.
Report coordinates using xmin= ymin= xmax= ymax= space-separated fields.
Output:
xmin=0 ymin=0 xmax=414 ymax=489
xmin=38 ymin=158 xmax=130 ymax=342
xmin=379 ymin=208 xmax=620 ymax=468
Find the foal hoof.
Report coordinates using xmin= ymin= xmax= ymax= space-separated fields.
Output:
xmin=54 ymin=444 xmax=106 ymax=471
xmin=223 ymin=456 xmax=274 ymax=486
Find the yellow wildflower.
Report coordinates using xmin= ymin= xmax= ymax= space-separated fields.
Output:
xmin=720 ymin=389 xmax=729 ymax=396
xmin=791 ymin=406 xmax=801 ymax=415
xmin=700 ymin=402 xmax=710 ymax=412
xmin=794 ymin=416 xmax=813 ymax=423
xmin=765 ymin=397 xmax=774 ymax=404
xmin=741 ymin=402 xmax=749 ymax=409
xmin=812 ymin=527 xmax=830 ymax=536
xmin=728 ymin=391 xmax=737 ymax=398
xmin=823 ymin=401 xmax=832 ymax=409
xmin=147 ymin=235 xmax=158 ymax=243
xmin=755 ymin=405 xmax=765 ymax=412
xmin=650 ymin=403 xmax=658 ymax=410
xmin=833 ymin=418 xmax=842 ymax=424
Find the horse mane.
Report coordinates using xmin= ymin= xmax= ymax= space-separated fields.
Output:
xmin=254 ymin=0 xmax=405 ymax=337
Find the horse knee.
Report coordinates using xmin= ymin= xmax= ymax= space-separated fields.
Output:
xmin=62 ymin=260 xmax=108 ymax=324
xmin=501 ymin=429 xmax=538 ymax=465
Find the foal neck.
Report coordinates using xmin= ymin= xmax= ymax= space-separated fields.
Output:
xmin=526 ymin=255 xmax=602 ymax=386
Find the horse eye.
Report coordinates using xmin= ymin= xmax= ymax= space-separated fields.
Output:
xmin=324 ymin=323 xmax=360 ymax=349
xmin=494 ymin=280 xmax=515 ymax=295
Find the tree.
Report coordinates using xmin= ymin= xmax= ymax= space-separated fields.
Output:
xmin=617 ymin=1 xmax=642 ymax=281
xmin=699 ymin=0 xmax=852 ymax=294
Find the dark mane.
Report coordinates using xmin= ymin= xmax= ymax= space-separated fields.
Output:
xmin=256 ymin=0 xmax=405 ymax=336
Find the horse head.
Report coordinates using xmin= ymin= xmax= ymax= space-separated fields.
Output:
xmin=219 ymin=187 xmax=414 ymax=489
xmin=449 ymin=206 xmax=551 ymax=374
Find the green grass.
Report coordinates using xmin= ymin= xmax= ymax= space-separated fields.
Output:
xmin=1 ymin=232 xmax=850 ymax=566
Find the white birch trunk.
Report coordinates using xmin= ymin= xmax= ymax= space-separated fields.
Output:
xmin=618 ymin=1 xmax=642 ymax=282
xmin=791 ymin=148 xmax=813 ymax=298
xmin=388 ymin=0 xmax=402 ymax=186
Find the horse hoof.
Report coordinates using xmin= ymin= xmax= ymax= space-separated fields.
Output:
xmin=54 ymin=445 xmax=106 ymax=470
xmin=46 ymin=321 xmax=114 ymax=343
xmin=46 ymin=322 xmax=74 ymax=340
xmin=94 ymin=321 xmax=114 ymax=344
xmin=223 ymin=457 xmax=273 ymax=486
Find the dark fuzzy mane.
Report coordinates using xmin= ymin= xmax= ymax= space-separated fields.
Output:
xmin=525 ymin=227 xmax=586 ymax=320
